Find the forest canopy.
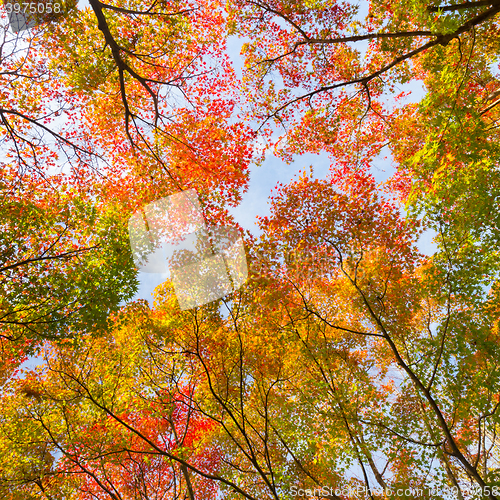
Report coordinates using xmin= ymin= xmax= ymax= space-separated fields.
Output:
xmin=0 ymin=0 xmax=500 ymax=497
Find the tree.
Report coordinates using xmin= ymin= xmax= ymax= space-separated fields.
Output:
xmin=0 ymin=0 xmax=256 ymax=348
xmin=252 ymin=170 xmax=500 ymax=498
xmin=1 ymin=0 xmax=500 ymax=497
xmin=0 ymin=298 xmax=223 ymax=499
xmin=0 ymin=167 xmax=138 ymax=363
xmin=3 ymin=171 xmax=500 ymax=498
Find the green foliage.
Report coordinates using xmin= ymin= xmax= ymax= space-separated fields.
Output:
xmin=0 ymin=177 xmax=138 ymax=344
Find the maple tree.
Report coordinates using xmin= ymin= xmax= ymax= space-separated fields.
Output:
xmin=0 ymin=0 xmax=255 ymax=352
xmin=0 ymin=0 xmax=500 ymax=497
xmin=0 ymin=170 xmax=138 ymax=341
xmin=3 ymin=171 xmax=500 ymax=498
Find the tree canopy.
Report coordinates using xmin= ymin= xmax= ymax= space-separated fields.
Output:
xmin=0 ymin=0 xmax=500 ymax=497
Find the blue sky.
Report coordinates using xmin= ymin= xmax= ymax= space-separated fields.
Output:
xmin=132 ymin=33 xmax=437 ymax=303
